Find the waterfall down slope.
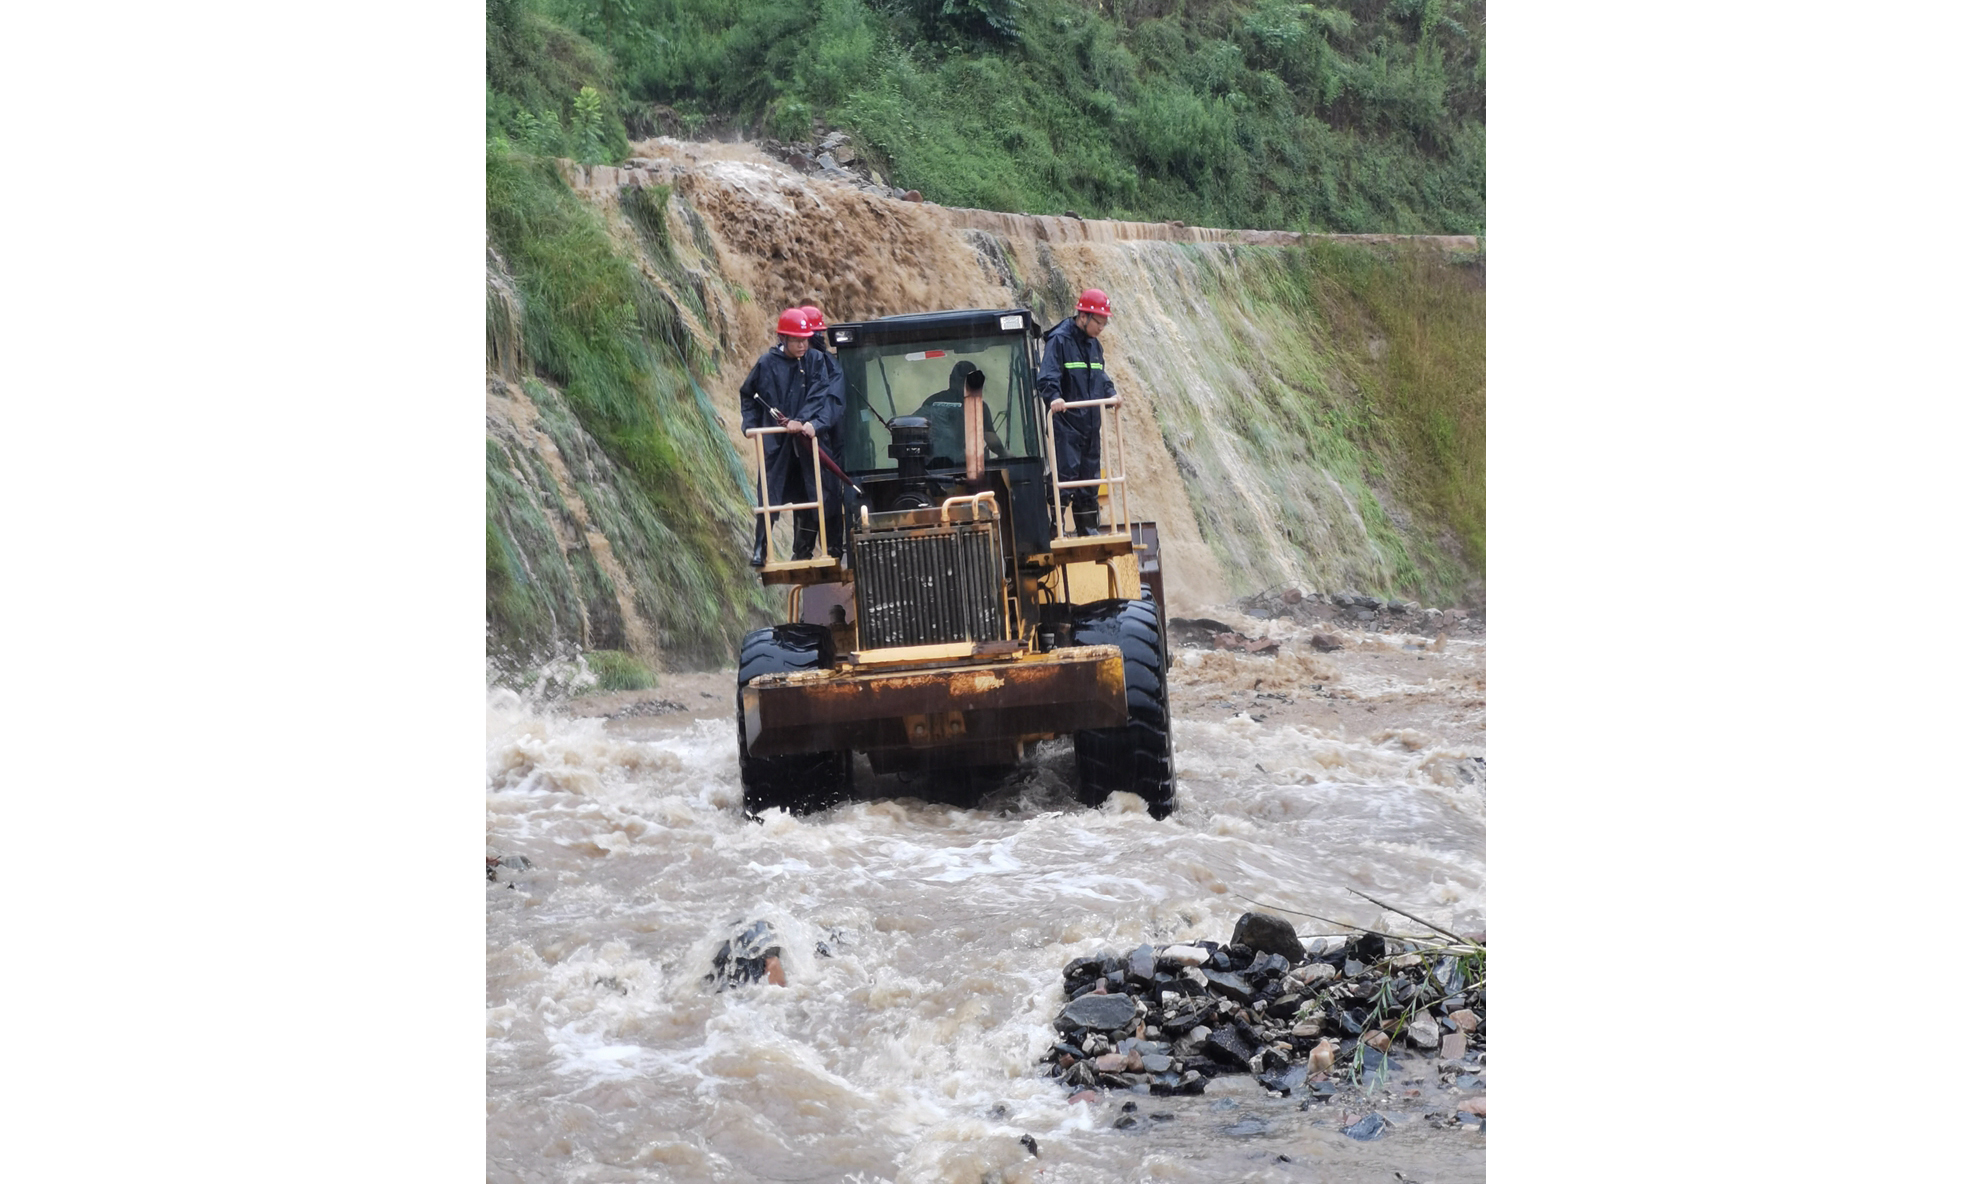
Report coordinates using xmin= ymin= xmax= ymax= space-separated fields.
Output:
xmin=487 ymin=139 xmax=1483 ymax=669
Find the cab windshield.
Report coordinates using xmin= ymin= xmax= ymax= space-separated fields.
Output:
xmin=838 ymin=335 xmax=1038 ymax=473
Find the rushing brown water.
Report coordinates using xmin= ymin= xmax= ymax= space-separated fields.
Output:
xmin=486 ymin=608 xmax=1486 ymax=1182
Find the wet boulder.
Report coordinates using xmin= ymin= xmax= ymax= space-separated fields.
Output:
xmin=1257 ymin=1062 xmax=1308 ymax=1095
xmin=1064 ymin=955 xmax=1106 ymax=984
xmin=1202 ymin=1025 xmax=1257 ymax=1068
xmin=1157 ymin=945 xmax=1210 ymax=969
xmin=1200 ymin=970 xmax=1257 ymax=1004
xmin=707 ymin=920 xmax=786 ymax=990
xmin=1230 ymin=912 xmax=1305 ymax=962
xmin=1056 ymin=992 xmax=1138 ymax=1033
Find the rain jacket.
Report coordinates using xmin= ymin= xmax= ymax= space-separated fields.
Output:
xmin=1036 ymin=316 xmax=1116 ymax=450
xmin=740 ymin=345 xmax=841 ymax=455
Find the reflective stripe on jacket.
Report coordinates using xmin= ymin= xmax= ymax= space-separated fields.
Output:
xmin=1036 ymin=317 xmax=1116 ymax=439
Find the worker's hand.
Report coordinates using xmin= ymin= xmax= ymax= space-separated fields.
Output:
xmin=1050 ymin=398 xmax=1065 ymax=413
xmin=800 ymin=421 xmax=817 ymax=439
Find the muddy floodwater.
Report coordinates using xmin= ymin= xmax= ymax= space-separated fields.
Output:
xmin=487 ymin=609 xmax=1486 ymax=1183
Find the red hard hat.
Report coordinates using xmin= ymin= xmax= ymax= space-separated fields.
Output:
xmin=1076 ymin=288 xmax=1112 ymax=317
xmin=800 ymin=304 xmax=826 ymax=332
xmin=776 ymin=307 xmax=810 ymax=337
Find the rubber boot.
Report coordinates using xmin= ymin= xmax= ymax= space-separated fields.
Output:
xmin=791 ymin=523 xmax=819 ymax=561
xmin=750 ymin=519 xmax=767 ymax=567
xmin=1074 ymin=505 xmax=1102 ymax=537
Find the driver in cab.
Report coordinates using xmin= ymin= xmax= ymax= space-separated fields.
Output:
xmin=909 ymin=361 xmax=1008 ymax=466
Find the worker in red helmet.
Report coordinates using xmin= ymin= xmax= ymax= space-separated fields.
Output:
xmin=740 ymin=308 xmax=840 ymax=563
xmin=1036 ymin=288 xmax=1118 ymax=536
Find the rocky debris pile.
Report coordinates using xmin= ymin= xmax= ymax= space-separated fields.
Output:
xmin=706 ymin=920 xmax=787 ymax=990
xmin=755 ymin=130 xmax=921 ymax=202
xmin=604 ymin=697 xmax=686 ymax=719
xmin=1168 ymin=618 xmax=1279 ymax=655
xmin=1237 ymin=587 xmax=1485 ymax=638
xmin=1041 ymin=912 xmax=1486 ymax=1108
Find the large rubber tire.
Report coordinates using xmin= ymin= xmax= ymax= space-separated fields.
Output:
xmin=1070 ymin=597 xmax=1175 ymax=819
xmin=735 ymin=624 xmax=853 ymax=816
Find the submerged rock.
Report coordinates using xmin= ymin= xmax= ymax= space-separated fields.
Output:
xmin=707 ymin=920 xmax=785 ymax=990
xmin=1342 ymin=1112 xmax=1389 ymax=1141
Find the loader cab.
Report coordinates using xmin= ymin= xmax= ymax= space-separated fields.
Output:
xmin=829 ymin=308 xmax=1054 ymax=556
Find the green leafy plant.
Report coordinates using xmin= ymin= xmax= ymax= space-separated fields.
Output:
xmin=582 ymin=649 xmax=658 ymax=691
xmin=573 ymin=85 xmax=609 ymax=163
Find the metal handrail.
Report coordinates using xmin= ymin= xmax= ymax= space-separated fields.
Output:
xmin=938 ymin=491 xmax=998 ymax=523
xmin=1043 ymin=395 xmax=1129 ymax=538
xmin=743 ymin=424 xmax=829 ymax=565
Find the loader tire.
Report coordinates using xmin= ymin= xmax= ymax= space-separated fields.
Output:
xmin=735 ymin=624 xmax=853 ymax=816
xmin=1070 ymin=597 xmax=1175 ymax=819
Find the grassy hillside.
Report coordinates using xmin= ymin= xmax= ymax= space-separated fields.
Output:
xmin=487 ymin=0 xmax=1484 ymax=234
xmin=484 ymin=147 xmax=771 ymax=670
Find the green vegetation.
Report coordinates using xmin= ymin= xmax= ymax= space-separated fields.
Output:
xmin=582 ymin=649 xmax=658 ymax=691
xmin=482 ymin=1 xmax=1484 ymax=663
xmin=485 ymin=145 xmax=771 ymax=667
xmin=488 ymin=0 xmax=1484 ymax=234
xmin=1310 ymin=240 xmax=1485 ymax=564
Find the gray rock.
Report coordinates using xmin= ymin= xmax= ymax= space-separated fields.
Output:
xmin=1355 ymin=610 xmax=1375 ymax=621
xmin=1406 ymin=1017 xmax=1441 ymax=1051
xmin=1309 ymin=632 xmax=1345 ymax=652
xmin=1304 ymin=935 xmax=1349 ymax=960
xmin=1057 ymin=993 xmax=1137 ymax=1032
xmin=1200 ymin=970 xmax=1257 ymax=1004
xmin=1341 ymin=1112 xmax=1389 ymax=1141
xmin=1203 ymin=1025 xmax=1256 ymax=1067
xmin=1139 ymin=1052 xmax=1173 ymax=1073
xmin=1127 ymin=943 xmax=1156 ymax=988
xmin=1180 ymin=967 xmax=1209 ymax=992
xmin=1257 ymin=1062 xmax=1308 ymax=1094
xmin=1289 ymin=962 xmax=1337 ymax=987
xmin=1250 ymin=952 xmax=1290 ymax=978
xmin=1064 ymin=955 xmax=1105 ymax=982
xmin=1230 ymin=912 xmax=1306 ymax=962
xmin=1157 ymin=944 xmax=1210 ymax=968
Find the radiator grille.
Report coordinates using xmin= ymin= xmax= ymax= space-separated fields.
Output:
xmin=854 ymin=522 xmax=1006 ymax=649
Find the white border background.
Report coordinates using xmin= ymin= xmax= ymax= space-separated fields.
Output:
xmin=5 ymin=1 xmax=1967 ymax=1177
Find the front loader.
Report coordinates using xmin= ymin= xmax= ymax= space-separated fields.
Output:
xmin=736 ymin=307 xmax=1174 ymax=818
